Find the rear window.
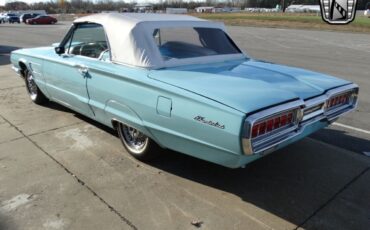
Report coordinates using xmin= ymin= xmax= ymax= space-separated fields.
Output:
xmin=153 ymin=27 xmax=241 ymax=60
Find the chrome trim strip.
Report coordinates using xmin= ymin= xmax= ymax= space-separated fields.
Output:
xmin=251 ymin=129 xmax=301 ymax=154
xmin=242 ymin=99 xmax=305 ymax=155
xmin=325 ymin=83 xmax=359 ymax=98
xmin=252 ymin=125 xmax=298 ymax=151
xmin=242 ymin=83 xmax=359 ymax=156
xmin=244 ymin=100 xmax=305 ymax=126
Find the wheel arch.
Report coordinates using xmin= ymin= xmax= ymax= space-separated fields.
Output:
xmin=18 ymin=61 xmax=28 ymax=78
xmin=107 ymin=97 xmax=167 ymax=143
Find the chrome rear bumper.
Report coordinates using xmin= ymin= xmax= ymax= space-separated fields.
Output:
xmin=242 ymin=83 xmax=359 ymax=155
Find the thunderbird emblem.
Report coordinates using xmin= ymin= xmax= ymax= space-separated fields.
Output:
xmin=319 ymin=0 xmax=358 ymax=24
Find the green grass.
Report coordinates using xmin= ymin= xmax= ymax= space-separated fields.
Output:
xmin=353 ymin=16 xmax=370 ymax=26
xmin=193 ymin=13 xmax=370 ymax=33
xmin=199 ymin=13 xmax=322 ymax=22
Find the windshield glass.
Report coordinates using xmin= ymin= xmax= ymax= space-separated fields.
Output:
xmin=153 ymin=27 xmax=241 ymax=60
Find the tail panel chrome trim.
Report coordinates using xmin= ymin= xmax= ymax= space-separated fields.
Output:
xmin=242 ymin=83 xmax=359 ymax=155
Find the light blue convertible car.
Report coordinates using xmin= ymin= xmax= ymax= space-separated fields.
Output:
xmin=10 ymin=13 xmax=359 ymax=168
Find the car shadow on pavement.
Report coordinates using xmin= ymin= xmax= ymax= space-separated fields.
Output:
xmin=39 ymin=101 xmax=117 ymax=136
xmin=311 ymin=128 xmax=370 ymax=155
xmin=38 ymin=101 xmax=370 ymax=228
xmin=145 ymin=131 xmax=370 ymax=228
xmin=0 ymin=46 xmax=20 ymax=66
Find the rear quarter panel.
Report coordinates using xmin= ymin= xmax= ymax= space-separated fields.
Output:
xmin=85 ymin=62 xmax=246 ymax=167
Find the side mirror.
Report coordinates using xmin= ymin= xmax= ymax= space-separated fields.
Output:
xmin=54 ymin=46 xmax=65 ymax=55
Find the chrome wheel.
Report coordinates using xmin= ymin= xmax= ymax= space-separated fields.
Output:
xmin=118 ymin=124 xmax=149 ymax=154
xmin=26 ymin=72 xmax=38 ymax=100
xmin=24 ymin=69 xmax=48 ymax=105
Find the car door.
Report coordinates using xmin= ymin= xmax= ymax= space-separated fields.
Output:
xmin=40 ymin=16 xmax=47 ymax=24
xmin=44 ymin=23 xmax=108 ymax=118
xmin=44 ymin=16 xmax=50 ymax=24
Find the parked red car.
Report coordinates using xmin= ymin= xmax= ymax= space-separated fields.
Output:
xmin=26 ymin=15 xmax=57 ymax=24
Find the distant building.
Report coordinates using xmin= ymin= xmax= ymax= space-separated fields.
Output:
xmin=212 ymin=8 xmax=224 ymax=13
xmin=221 ymin=7 xmax=241 ymax=13
xmin=166 ymin=8 xmax=188 ymax=14
xmin=101 ymin=11 xmax=119 ymax=13
xmin=7 ymin=10 xmax=46 ymax=16
xmin=285 ymin=5 xmax=320 ymax=13
xmin=195 ymin=6 xmax=214 ymax=13
xmin=134 ymin=4 xmax=153 ymax=13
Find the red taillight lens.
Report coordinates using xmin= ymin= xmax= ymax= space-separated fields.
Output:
xmin=251 ymin=125 xmax=259 ymax=138
xmin=280 ymin=114 xmax=287 ymax=126
xmin=266 ymin=119 xmax=273 ymax=132
xmin=287 ymin=113 xmax=293 ymax=123
xmin=251 ymin=111 xmax=295 ymax=139
xmin=327 ymin=92 xmax=351 ymax=109
xmin=259 ymin=122 xmax=266 ymax=135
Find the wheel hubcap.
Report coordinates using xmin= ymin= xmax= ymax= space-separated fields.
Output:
xmin=26 ymin=73 xmax=38 ymax=100
xmin=119 ymin=124 xmax=148 ymax=154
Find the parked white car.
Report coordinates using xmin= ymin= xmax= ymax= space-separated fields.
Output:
xmin=365 ymin=9 xmax=370 ymax=17
xmin=0 ymin=13 xmax=6 ymax=23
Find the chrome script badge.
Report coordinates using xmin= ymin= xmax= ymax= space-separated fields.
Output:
xmin=320 ymin=0 xmax=358 ymax=24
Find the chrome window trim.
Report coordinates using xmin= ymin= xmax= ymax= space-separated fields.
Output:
xmin=242 ymin=83 xmax=359 ymax=156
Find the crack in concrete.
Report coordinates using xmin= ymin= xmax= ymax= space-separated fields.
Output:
xmin=27 ymin=121 xmax=84 ymax=137
xmin=0 ymin=86 xmax=24 ymax=91
xmin=295 ymin=166 xmax=370 ymax=229
xmin=0 ymin=121 xmax=83 ymax=145
xmin=0 ymin=136 xmax=25 ymax=145
xmin=0 ymin=114 xmax=138 ymax=230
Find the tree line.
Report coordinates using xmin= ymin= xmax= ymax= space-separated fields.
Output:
xmin=2 ymin=0 xmax=369 ymax=14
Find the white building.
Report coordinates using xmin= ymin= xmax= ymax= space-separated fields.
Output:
xmin=134 ymin=4 xmax=153 ymax=13
xmin=285 ymin=5 xmax=320 ymax=13
xmin=7 ymin=10 xmax=46 ymax=16
xmin=195 ymin=6 xmax=214 ymax=13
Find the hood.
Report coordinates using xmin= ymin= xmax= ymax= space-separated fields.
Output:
xmin=148 ymin=59 xmax=350 ymax=113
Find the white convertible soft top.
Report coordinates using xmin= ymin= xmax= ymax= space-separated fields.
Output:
xmin=74 ymin=13 xmax=245 ymax=69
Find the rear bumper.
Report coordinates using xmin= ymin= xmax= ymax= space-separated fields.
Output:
xmin=236 ymin=119 xmax=330 ymax=167
xmin=242 ymin=83 xmax=358 ymax=156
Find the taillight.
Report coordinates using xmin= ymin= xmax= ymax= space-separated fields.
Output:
xmin=251 ymin=111 xmax=295 ymax=138
xmin=326 ymin=92 xmax=351 ymax=109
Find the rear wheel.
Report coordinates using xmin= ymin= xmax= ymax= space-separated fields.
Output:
xmin=117 ymin=123 xmax=160 ymax=161
xmin=25 ymin=70 xmax=48 ymax=105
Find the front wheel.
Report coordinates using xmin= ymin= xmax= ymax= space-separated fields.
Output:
xmin=25 ymin=70 xmax=48 ymax=105
xmin=117 ymin=123 xmax=160 ymax=161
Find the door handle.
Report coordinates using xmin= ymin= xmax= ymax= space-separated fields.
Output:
xmin=74 ymin=64 xmax=89 ymax=76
